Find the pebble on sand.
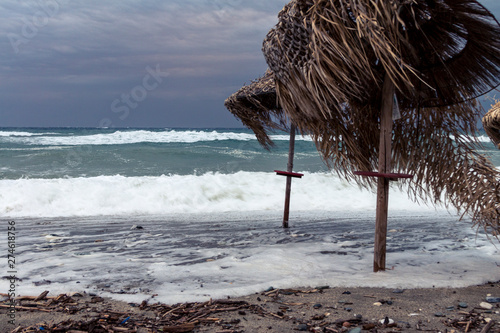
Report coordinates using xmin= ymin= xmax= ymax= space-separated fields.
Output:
xmin=297 ymin=323 xmax=308 ymax=331
xmin=480 ymin=302 xmax=494 ymax=310
xmin=486 ymin=296 xmax=500 ymax=303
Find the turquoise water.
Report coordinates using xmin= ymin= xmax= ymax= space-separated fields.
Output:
xmin=0 ymin=128 xmax=327 ymax=179
xmin=0 ymin=127 xmax=497 ymax=218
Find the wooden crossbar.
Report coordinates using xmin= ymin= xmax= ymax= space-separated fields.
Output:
xmin=274 ymin=170 xmax=304 ymax=178
xmin=354 ymin=171 xmax=413 ymax=181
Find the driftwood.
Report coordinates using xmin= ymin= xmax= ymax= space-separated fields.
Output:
xmin=481 ymin=320 xmax=496 ymax=333
xmin=445 ymin=308 xmax=497 ymax=332
xmin=34 ymin=290 xmax=49 ymax=302
xmin=3 ymin=292 xmax=279 ymax=333
xmin=0 ymin=304 xmax=53 ymax=312
xmin=4 ymin=289 xmax=500 ymax=333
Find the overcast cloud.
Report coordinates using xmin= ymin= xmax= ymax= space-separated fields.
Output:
xmin=1 ymin=0 xmax=499 ymax=128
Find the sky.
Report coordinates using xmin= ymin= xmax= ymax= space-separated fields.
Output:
xmin=1 ymin=0 xmax=499 ymax=128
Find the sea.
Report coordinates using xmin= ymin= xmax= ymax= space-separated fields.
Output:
xmin=0 ymin=127 xmax=499 ymax=304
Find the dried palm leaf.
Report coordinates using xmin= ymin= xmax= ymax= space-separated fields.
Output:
xmin=224 ymin=70 xmax=287 ymax=148
xmin=483 ymin=101 xmax=500 ymax=149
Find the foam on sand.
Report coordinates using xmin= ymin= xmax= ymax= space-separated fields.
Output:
xmin=1 ymin=211 xmax=498 ymax=305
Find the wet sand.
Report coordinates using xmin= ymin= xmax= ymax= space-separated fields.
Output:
xmin=2 ymin=281 xmax=500 ymax=332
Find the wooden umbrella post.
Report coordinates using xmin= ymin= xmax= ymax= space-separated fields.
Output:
xmin=274 ymin=124 xmax=303 ymax=228
xmin=374 ymin=75 xmax=395 ymax=272
xmin=283 ymin=124 xmax=297 ymax=228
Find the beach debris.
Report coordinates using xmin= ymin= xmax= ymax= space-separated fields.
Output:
xmin=4 ymin=286 xmax=500 ymax=333
xmin=130 ymin=225 xmax=144 ymax=230
xmin=311 ymin=313 xmax=325 ymax=320
xmin=163 ymin=323 xmax=195 ymax=332
xmin=44 ymin=233 xmax=63 ymax=241
xmin=69 ymin=292 xmax=83 ymax=297
xmin=362 ymin=323 xmax=377 ymax=330
xmin=444 ymin=307 xmax=497 ymax=332
xmin=373 ymin=302 xmax=383 ymax=306
xmin=1 ymin=293 xmax=270 ymax=332
xmin=481 ymin=319 xmax=496 ymax=333
xmin=34 ymin=290 xmax=49 ymax=301
xmin=380 ymin=317 xmax=394 ymax=325
xmin=32 ymin=279 xmax=52 ymax=286
xmin=315 ymin=285 xmax=330 ymax=290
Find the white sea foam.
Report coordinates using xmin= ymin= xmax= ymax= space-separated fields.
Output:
xmin=0 ymin=172 xmax=436 ymax=218
xmin=3 ymin=129 xmax=312 ymax=146
xmin=477 ymin=135 xmax=495 ymax=143
xmin=0 ymin=131 xmax=57 ymax=137
xmin=452 ymin=134 xmax=496 ymax=144
xmin=1 ymin=211 xmax=498 ymax=304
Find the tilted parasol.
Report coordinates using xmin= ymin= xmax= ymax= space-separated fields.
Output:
xmin=225 ymin=71 xmax=303 ymax=227
xmin=483 ymin=101 xmax=500 ymax=149
xmin=224 ymin=69 xmax=286 ymax=148
xmin=226 ymin=0 xmax=500 ymax=271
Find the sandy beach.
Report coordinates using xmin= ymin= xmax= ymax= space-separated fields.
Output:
xmin=2 ymin=281 xmax=500 ymax=332
xmin=1 ymin=129 xmax=499 ymax=332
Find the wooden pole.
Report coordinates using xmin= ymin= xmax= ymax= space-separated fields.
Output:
xmin=283 ymin=124 xmax=297 ymax=228
xmin=374 ymin=75 xmax=395 ymax=272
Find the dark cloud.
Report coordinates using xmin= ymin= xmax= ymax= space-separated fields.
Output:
xmin=0 ymin=0 xmax=499 ymax=128
xmin=0 ymin=0 xmax=288 ymax=127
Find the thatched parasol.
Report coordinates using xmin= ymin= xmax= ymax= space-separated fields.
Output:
xmin=225 ymin=71 xmax=304 ymax=227
xmin=226 ymin=0 xmax=500 ymax=271
xmin=483 ymin=101 xmax=500 ymax=149
xmin=225 ymin=70 xmax=286 ymax=148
